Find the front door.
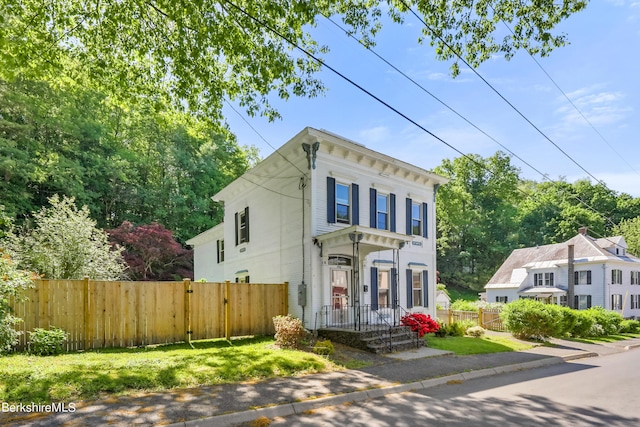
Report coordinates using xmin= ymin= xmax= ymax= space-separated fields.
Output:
xmin=331 ymin=268 xmax=350 ymax=309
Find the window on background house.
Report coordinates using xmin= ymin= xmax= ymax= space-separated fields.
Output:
xmin=575 ymin=295 xmax=592 ymax=310
xmin=533 ymin=273 xmax=554 ymax=287
xmin=559 ymin=295 xmax=567 ymax=306
xmin=412 ymin=272 xmax=423 ymax=307
xmin=574 ymin=270 xmax=591 ymax=285
xmin=631 ymin=271 xmax=640 ymax=285
xmin=611 ymin=294 xmax=623 ymax=310
xmin=611 ymin=269 xmax=623 ymax=284
xmin=496 ymin=296 xmax=508 ymax=303
xmin=235 ymin=207 xmax=249 ymax=245
xmin=630 ymin=295 xmax=640 ymax=309
xmin=216 ymin=239 xmax=225 ymax=263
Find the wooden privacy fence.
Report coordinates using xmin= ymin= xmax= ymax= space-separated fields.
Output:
xmin=436 ymin=308 xmax=506 ymax=332
xmin=11 ymin=278 xmax=288 ymax=351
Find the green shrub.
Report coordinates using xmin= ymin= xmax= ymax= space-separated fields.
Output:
xmin=500 ymin=299 xmax=563 ymax=340
xmin=272 ymin=315 xmax=306 ymax=349
xmin=28 ymin=326 xmax=68 ymax=356
xmin=585 ymin=307 xmax=622 ymax=335
xmin=466 ymin=326 xmax=485 ymax=337
xmin=448 ymin=322 xmax=467 ymax=337
xmin=0 ymin=315 xmax=22 ymax=354
xmin=619 ymin=319 xmax=640 ymax=334
xmin=312 ymin=339 xmax=334 ymax=356
xmin=570 ymin=310 xmax=595 ymax=337
xmin=557 ymin=306 xmax=578 ymax=338
xmin=450 ymin=300 xmax=478 ymax=311
xmin=434 ymin=322 xmax=449 ymax=337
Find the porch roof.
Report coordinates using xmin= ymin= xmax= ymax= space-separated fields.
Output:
xmin=315 ymin=225 xmax=413 ymax=257
xmin=519 ymin=286 xmax=567 ymax=297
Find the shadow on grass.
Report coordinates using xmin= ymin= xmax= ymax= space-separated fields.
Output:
xmin=0 ymin=335 xmax=332 ymax=404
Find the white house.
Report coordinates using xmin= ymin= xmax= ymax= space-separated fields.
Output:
xmin=187 ymin=127 xmax=448 ymax=330
xmin=485 ymin=227 xmax=640 ymax=318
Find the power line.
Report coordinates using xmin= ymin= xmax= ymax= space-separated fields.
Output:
xmin=496 ymin=18 xmax=640 ymax=179
xmin=396 ymin=0 xmax=609 ymax=188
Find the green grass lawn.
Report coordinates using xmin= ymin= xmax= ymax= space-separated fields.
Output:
xmin=426 ymin=334 xmax=534 ymax=355
xmin=568 ymin=333 xmax=640 ymax=344
xmin=0 ymin=336 xmax=338 ymax=404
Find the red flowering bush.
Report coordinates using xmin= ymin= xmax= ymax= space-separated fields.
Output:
xmin=400 ymin=313 xmax=439 ymax=338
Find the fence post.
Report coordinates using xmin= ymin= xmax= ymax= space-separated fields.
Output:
xmin=283 ymin=282 xmax=289 ymax=315
xmin=83 ymin=276 xmax=90 ymax=351
xmin=478 ymin=307 xmax=483 ymax=327
xmin=225 ymin=280 xmax=231 ymax=341
xmin=184 ymin=278 xmax=192 ymax=345
xmin=448 ymin=308 xmax=453 ymax=326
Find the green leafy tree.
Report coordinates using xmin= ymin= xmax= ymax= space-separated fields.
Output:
xmin=0 ymin=251 xmax=35 ymax=353
xmin=5 ymin=195 xmax=126 ymax=280
xmin=613 ymin=217 xmax=640 ymax=257
xmin=0 ymin=0 xmax=588 ymax=123
xmin=435 ymin=152 xmax=521 ymax=290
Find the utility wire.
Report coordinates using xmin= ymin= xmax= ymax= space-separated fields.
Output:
xmin=396 ymin=0 xmax=608 ymax=188
xmin=496 ymin=18 xmax=640 ymax=179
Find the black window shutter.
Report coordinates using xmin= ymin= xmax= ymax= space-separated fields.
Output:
xmin=422 ymin=203 xmax=428 ymax=238
xmin=587 ymin=270 xmax=592 ymax=284
xmin=405 ymin=198 xmax=412 ymax=235
xmin=234 ymin=212 xmax=239 ymax=246
xmin=370 ymin=267 xmax=379 ymax=310
xmin=587 ymin=295 xmax=592 ymax=308
xmin=327 ymin=176 xmax=336 ymax=223
xmin=423 ymin=270 xmax=429 ymax=307
xmin=574 ymin=271 xmax=578 ymax=285
xmin=391 ymin=268 xmax=398 ymax=307
xmin=406 ymin=269 xmax=413 ymax=308
xmin=574 ymin=295 xmax=579 ymax=309
xmin=216 ymin=240 xmax=221 ymax=263
xmin=369 ymin=188 xmax=377 ymax=228
xmin=245 ymin=206 xmax=250 ymax=242
xmin=550 ymin=272 xmax=554 ymax=287
xmin=390 ymin=193 xmax=396 ymax=232
xmin=352 ymin=183 xmax=359 ymax=225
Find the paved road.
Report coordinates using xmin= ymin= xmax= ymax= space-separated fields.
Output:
xmin=264 ymin=349 xmax=640 ymax=427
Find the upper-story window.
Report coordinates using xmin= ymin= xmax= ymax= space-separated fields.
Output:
xmin=216 ymin=239 xmax=225 ymax=263
xmin=411 ymin=202 xmax=421 ymax=235
xmin=336 ymin=183 xmax=350 ymax=224
xmin=574 ymin=270 xmax=591 ymax=285
xmin=377 ymin=193 xmax=389 ymax=230
xmin=235 ymin=207 xmax=249 ymax=245
xmin=631 ymin=271 xmax=639 ymax=285
xmin=406 ymin=198 xmax=428 ymax=238
xmin=327 ymin=177 xmax=359 ymax=225
xmin=369 ymin=188 xmax=395 ymax=231
xmin=534 ymin=272 xmax=554 ymax=287
xmin=611 ymin=269 xmax=623 ymax=284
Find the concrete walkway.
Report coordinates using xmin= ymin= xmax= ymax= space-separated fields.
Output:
xmin=2 ymin=334 xmax=639 ymax=427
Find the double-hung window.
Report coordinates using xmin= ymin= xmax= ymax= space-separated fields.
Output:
xmin=534 ymin=272 xmax=554 ymax=287
xmin=412 ymin=272 xmax=423 ymax=307
xmin=377 ymin=193 xmax=389 ymax=230
xmin=327 ymin=177 xmax=359 ymax=225
xmin=411 ymin=202 xmax=421 ymax=235
xmin=216 ymin=239 xmax=225 ymax=263
xmin=631 ymin=271 xmax=640 ymax=285
xmin=574 ymin=270 xmax=591 ymax=285
xmin=336 ymin=183 xmax=350 ymax=224
xmin=235 ymin=207 xmax=249 ymax=245
xmin=611 ymin=294 xmax=623 ymax=310
xmin=611 ymin=269 xmax=623 ymax=285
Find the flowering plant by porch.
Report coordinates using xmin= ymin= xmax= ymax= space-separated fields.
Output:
xmin=400 ymin=313 xmax=439 ymax=338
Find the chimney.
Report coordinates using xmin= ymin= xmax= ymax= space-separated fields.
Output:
xmin=578 ymin=227 xmax=588 ymax=236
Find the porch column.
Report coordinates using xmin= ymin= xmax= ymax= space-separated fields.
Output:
xmin=349 ymin=231 xmax=364 ymax=331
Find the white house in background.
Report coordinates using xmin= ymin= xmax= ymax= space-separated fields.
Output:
xmin=485 ymin=227 xmax=640 ymax=318
xmin=187 ymin=127 xmax=448 ymax=330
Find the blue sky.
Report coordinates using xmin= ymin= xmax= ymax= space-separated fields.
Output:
xmin=224 ymin=1 xmax=640 ymax=197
